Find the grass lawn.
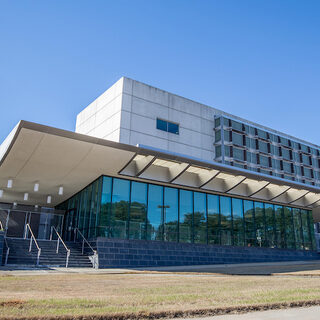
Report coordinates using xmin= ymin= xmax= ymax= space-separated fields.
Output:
xmin=1 ymin=272 xmax=320 ymax=318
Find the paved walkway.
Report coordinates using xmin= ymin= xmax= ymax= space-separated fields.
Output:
xmin=1 ymin=260 xmax=320 ymax=276
xmin=174 ymin=306 xmax=320 ymax=320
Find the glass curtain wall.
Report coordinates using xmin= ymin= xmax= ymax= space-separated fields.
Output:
xmin=57 ymin=175 xmax=316 ymax=251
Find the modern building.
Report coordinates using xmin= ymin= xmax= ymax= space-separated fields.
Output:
xmin=0 ymin=77 xmax=320 ymax=268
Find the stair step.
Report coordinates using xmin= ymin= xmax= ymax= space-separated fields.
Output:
xmin=4 ymin=237 xmax=95 ymax=268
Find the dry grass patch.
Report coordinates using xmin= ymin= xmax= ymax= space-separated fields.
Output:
xmin=1 ymin=273 xmax=320 ymax=318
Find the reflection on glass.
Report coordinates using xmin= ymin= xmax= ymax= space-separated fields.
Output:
xmin=111 ymin=178 xmax=130 ymax=239
xmin=179 ymin=190 xmax=193 ymax=243
xmin=208 ymin=195 xmax=220 ymax=244
xmin=284 ymin=207 xmax=295 ymax=249
xmin=129 ymin=182 xmax=147 ymax=240
xmin=99 ymin=177 xmax=112 ymax=237
xmin=243 ymin=200 xmax=255 ymax=246
xmin=232 ymin=198 xmax=244 ymax=246
xmin=194 ymin=192 xmax=207 ymax=244
xmin=254 ymin=202 xmax=265 ymax=247
xmin=265 ymin=203 xmax=276 ymax=247
xmin=220 ymin=196 xmax=232 ymax=245
xmin=275 ymin=205 xmax=285 ymax=248
xmin=301 ymin=209 xmax=312 ymax=250
xmin=147 ymin=184 xmax=163 ymax=241
xmin=292 ymin=208 xmax=303 ymax=250
xmin=164 ymin=187 xmax=178 ymax=242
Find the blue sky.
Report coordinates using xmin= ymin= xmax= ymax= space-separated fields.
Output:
xmin=0 ymin=0 xmax=319 ymax=144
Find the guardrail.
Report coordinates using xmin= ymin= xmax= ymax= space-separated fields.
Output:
xmin=74 ymin=228 xmax=98 ymax=268
xmin=24 ymin=223 xmax=41 ymax=266
xmin=50 ymin=226 xmax=70 ymax=268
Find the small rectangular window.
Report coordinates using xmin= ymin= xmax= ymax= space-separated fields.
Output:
xmin=156 ymin=118 xmax=179 ymax=135
xmin=156 ymin=119 xmax=167 ymax=132
xmin=168 ymin=122 xmax=179 ymax=134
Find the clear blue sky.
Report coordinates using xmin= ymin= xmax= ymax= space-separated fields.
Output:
xmin=0 ymin=0 xmax=319 ymax=144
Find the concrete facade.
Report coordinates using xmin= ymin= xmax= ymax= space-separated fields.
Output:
xmin=76 ymin=77 xmax=219 ymax=161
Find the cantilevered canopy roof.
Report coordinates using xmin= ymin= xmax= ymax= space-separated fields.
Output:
xmin=1 ymin=120 xmax=320 ymax=210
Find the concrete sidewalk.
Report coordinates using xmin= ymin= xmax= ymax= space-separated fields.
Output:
xmin=174 ymin=306 xmax=320 ymax=320
xmin=1 ymin=259 xmax=320 ymax=276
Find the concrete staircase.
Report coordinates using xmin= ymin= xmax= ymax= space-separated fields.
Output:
xmin=3 ymin=238 xmax=94 ymax=268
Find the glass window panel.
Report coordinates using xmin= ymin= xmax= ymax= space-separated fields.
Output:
xmin=307 ymin=210 xmax=316 ymax=250
xmin=129 ymin=182 xmax=147 ymax=240
xmin=232 ymin=132 xmax=243 ymax=146
xmin=302 ymin=154 xmax=311 ymax=166
xmin=257 ymin=129 xmax=268 ymax=140
xmin=275 ymin=205 xmax=286 ymax=248
xmin=147 ymin=184 xmax=163 ymax=241
xmin=207 ymin=195 xmax=220 ymax=244
xmin=254 ymin=202 xmax=266 ymax=247
xmin=111 ymin=178 xmax=130 ymax=239
xmin=233 ymin=147 xmax=245 ymax=161
xmin=220 ymin=196 xmax=233 ymax=245
xmin=283 ymin=161 xmax=292 ymax=174
xmin=83 ymin=184 xmax=92 ymax=238
xmin=284 ymin=207 xmax=296 ymax=249
xmin=156 ymin=118 xmax=167 ymax=132
xmin=168 ymin=122 xmax=179 ymax=134
xmin=243 ymin=200 xmax=255 ymax=246
xmin=214 ymin=117 xmax=221 ymax=128
xmin=258 ymin=140 xmax=269 ymax=153
xmin=224 ymin=130 xmax=231 ymax=142
xmin=265 ymin=203 xmax=276 ymax=247
xmin=164 ymin=187 xmax=179 ymax=242
xmin=99 ymin=177 xmax=112 ymax=237
xmin=179 ymin=190 xmax=193 ymax=243
xmin=259 ymin=155 xmax=270 ymax=168
xmin=282 ymin=148 xmax=291 ymax=160
xmin=215 ymin=130 xmax=221 ymax=142
xmin=88 ymin=179 xmax=101 ymax=238
xmin=301 ymin=209 xmax=312 ymax=250
xmin=215 ymin=146 xmax=222 ymax=158
xmin=231 ymin=120 xmax=243 ymax=131
xmin=232 ymin=198 xmax=244 ymax=246
xmin=194 ymin=192 xmax=207 ymax=244
xmin=292 ymin=208 xmax=303 ymax=250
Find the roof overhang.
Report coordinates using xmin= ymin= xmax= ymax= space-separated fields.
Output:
xmin=1 ymin=120 xmax=320 ymax=210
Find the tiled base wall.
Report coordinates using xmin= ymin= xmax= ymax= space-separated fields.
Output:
xmin=96 ymin=237 xmax=320 ymax=268
xmin=0 ymin=231 xmax=4 ymax=266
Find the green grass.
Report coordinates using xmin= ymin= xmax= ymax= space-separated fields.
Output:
xmin=1 ymin=273 xmax=320 ymax=318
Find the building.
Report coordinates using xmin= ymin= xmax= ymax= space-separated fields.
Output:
xmin=0 ymin=77 xmax=320 ymax=268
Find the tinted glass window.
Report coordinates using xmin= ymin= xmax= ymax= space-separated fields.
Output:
xmin=156 ymin=119 xmax=167 ymax=132
xmin=275 ymin=205 xmax=286 ymax=248
xmin=164 ymin=187 xmax=179 ymax=242
xmin=254 ymin=202 xmax=265 ymax=247
xmin=232 ymin=198 xmax=244 ymax=246
xmin=179 ymin=190 xmax=193 ymax=243
xmin=194 ymin=192 xmax=207 ymax=244
xmin=220 ymin=196 xmax=232 ymax=245
xmin=99 ymin=177 xmax=112 ymax=237
xmin=243 ymin=200 xmax=255 ymax=246
xmin=147 ymin=184 xmax=163 ymax=241
xmin=168 ymin=122 xmax=179 ymax=134
xmin=129 ymin=182 xmax=147 ymax=240
xmin=111 ymin=178 xmax=130 ymax=239
xmin=265 ymin=203 xmax=276 ymax=247
xmin=284 ymin=207 xmax=295 ymax=249
xmin=208 ymin=195 xmax=220 ymax=244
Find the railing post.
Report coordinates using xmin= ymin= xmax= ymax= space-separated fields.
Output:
xmin=50 ymin=226 xmax=53 ymax=240
xmin=29 ymin=237 xmax=32 ymax=252
xmin=36 ymin=248 xmax=41 ymax=266
xmin=56 ymin=238 xmax=59 ymax=253
xmin=82 ymin=238 xmax=84 ymax=254
xmin=74 ymin=228 xmax=76 ymax=242
xmin=66 ymin=250 xmax=70 ymax=268
xmin=5 ymin=248 xmax=10 ymax=265
xmin=5 ymin=210 xmax=10 ymax=237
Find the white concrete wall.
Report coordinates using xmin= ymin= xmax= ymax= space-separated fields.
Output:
xmin=75 ymin=78 xmax=124 ymax=142
xmin=118 ymin=77 xmax=217 ymax=161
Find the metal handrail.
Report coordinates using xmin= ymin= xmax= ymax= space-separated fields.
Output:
xmin=4 ymin=237 xmax=10 ymax=265
xmin=0 ymin=220 xmax=3 ymax=231
xmin=74 ymin=228 xmax=96 ymax=255
xmin=50 ymin=226 xmax=70 ymax=268
xmin=24 ymin=223 xmax=41 ymax=266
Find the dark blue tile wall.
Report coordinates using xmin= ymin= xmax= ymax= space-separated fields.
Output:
xmin=96 ymin=237 xmax=320 ymax=268
xmin=0 ymin=231 xmax=4 ymax=266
